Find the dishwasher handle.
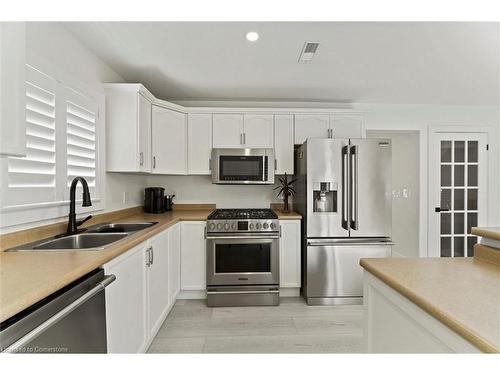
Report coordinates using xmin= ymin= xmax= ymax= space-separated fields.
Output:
xmin=4 ymin=274 xmax=116 ymax=353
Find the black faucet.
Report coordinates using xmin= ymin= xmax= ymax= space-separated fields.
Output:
xmin=66 ymin=176 xmax=93 ymax=235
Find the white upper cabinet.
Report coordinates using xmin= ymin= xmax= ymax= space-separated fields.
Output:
xmin=187 ymin=113 xmax=212 ymax=174
xmin=105 ymin=85 xmax=153 ymax=172
xmin=243 ymin=114 xmax=274 ymax=148
xmin=294 ymin=113 xmax=330 ymax=144
xmin=212 ymin=113 xmax=244 ymax=148
xmin=274 ymin=114 xmax=294 ymax=175
xmin=329 ymin=114 xmax=364 ymax=139
xmin=0 ymin=22 xmax=26 ymax=157
xmin=152 ymin=105 xmax=187 ymax=175
xmin=212 ymin=113 xmax=274 ymax=148
xmin=138 ymin=94 xmax=152 ymax=172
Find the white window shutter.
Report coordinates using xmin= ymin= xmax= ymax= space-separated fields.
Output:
xmin=65 ymin=86 xmax=98 ymax=198
xmin=3 ymin=65 xmax=57 ymax=206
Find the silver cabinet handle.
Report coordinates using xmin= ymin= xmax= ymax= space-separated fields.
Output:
xmin=209 ymin=158 xmax=211 ymax=171
xmin=146 ymin=246 xmax=153 ymax=267
xmin=150 ymin=246 xmax=154 ymax=265
xmin=350 ymin=145 xmax=359 ymax=230
xmin=275 ymin=159 xmax=277 ymax=171
xmin=240 ymin=133 xmax=243 ymax=145
xmin=243 ymin=132 xmax=246 ymax=145
xmin=5 ymin=275 xmax=116 ymax=352
xmin=153 ymin=156 xmax=156 ymax=169
xmin=139 ymin=152 xmax=144 ymax=166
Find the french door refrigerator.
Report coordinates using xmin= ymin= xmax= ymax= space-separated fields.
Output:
xmin=294 ymin=138 xmax=393 ymax=305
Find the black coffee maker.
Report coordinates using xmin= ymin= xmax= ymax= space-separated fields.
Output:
xmin=144 ymin=187 xmax=165 ymax=213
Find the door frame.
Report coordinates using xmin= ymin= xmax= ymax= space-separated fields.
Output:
xmin=428 ymin=125 xmax=493 ymax=257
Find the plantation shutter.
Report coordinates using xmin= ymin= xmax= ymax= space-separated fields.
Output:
xmin=3 ymin=65 xmax=57 ymax=206
xmin=65 ymin=87 xmax=98 ymax=198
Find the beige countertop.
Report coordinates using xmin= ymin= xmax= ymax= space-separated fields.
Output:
xmin=472 ymin=227 xmax=500 ymax=242
xmin=0 ymin=206 xmax=301 ymax=322
xmin=360 ymin=257 xmax=500 ymax=353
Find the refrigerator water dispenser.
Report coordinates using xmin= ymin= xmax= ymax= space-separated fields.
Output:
xmin=313 ymin=182 xmax=337 ymax=212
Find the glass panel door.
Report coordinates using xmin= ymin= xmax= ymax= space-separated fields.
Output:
xmin=431 ymin=133 xmax=487 ymax=258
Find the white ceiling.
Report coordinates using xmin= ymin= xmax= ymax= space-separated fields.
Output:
xmin=63 ymin=22 xmax=500 ymax=105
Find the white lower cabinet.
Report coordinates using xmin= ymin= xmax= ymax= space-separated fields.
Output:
xmin=168 ymin=223 xmax=181 ymax=304
xmin=180 ymin=221 xmax=207 ymax=293
xmin=103 ymin=243 xmax=148 ymax=353
xmin=147 ymin=229 xmax=170 ymax=338
xmin=279 ymin=220 xmax=302 ymax=289
xmin=104 ymin=223 xmax=182 ymax=353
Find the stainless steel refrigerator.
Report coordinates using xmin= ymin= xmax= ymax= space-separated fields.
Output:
xmin=294 ymin=138 xmax=394 ymax=305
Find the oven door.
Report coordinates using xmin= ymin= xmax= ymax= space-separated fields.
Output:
xmin=206 ymin=236 xmax=279 ymax=286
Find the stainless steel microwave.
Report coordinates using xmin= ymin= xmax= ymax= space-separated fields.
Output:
xmin=211 ymin=148 xmax=275 ymax=185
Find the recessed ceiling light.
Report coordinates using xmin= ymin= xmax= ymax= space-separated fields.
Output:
xmin=246 ymin=31 xmax=259 ymax=42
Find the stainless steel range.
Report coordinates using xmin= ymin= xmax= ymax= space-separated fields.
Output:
xmin=206 ymin=209 xmax=280 ymax=307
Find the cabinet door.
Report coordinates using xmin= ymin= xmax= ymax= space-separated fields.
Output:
xmin=279 ymin=220 xmax=301 ymax=288
xmin=212 ymin=113 xmax=244 ymax=148
xmin=168 ymin=223 xmax=181 ymax=305
xmin=138 ymin=93 xmax=152 ymax=172
xmin=148 ymin=230 xmax=170 ymax=337
xmin=103 ymin=244 xmax=148 ymax=353
xmin=330 ymin=114 xmax=364 ymax=138
xmin=294 ymin=114 xmax=329 ymax=144
xmin=152 ymin=105 xmax=187 ymax=174
xmin=181 ymin=221 xmax=206 ymax=291
xmin=274 ymin=114 xmax=294 ymax=175
xmin=243 ymin=114 xmax=274 ymax=148
xmin=188 ymin=113 xmax=212 ymax=174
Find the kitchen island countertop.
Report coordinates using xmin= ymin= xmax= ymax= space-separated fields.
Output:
xmin=360 ymin=257 xmax=500 ymax=353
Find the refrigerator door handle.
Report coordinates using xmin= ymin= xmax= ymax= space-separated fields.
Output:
xmin=350 ymin=145 xmax=359 ymax=230
xmin=341 ymin=145 xmax=349 ymax=230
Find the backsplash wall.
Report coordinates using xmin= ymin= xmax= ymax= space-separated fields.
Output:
xmin=146 ymin=175 xmax=284 ymax=208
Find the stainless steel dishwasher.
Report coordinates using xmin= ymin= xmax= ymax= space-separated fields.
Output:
xmin=1 ymin=269 xmax=115 ymax=353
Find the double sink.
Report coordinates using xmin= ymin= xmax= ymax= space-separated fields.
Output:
xmin=6 ymin=222 xmax=158 ymax=252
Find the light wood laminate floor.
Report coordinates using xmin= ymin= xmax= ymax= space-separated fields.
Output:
xmin=148 ymin=297 xmax=364 ymax=353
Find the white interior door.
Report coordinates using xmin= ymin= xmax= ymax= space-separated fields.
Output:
xmin=429 ymin=132 xmax=487 ymax=257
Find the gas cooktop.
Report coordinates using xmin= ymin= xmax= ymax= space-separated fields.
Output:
xmin=207 ymin=209 xmax=278 ymax=220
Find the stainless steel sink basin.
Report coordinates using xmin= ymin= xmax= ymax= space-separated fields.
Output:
xmin=8 ymin=233 xmax=128 ymax=252
xmin=5 ymin=221 xmax=158 ymax=252
xmin=87 ymin=222 xmax=157 ymax=234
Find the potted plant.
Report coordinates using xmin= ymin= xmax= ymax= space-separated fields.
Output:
xmin=274 ymin=173 xmax=297 ymax=213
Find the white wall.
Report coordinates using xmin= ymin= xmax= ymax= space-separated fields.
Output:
xmin=146 ymin=175 xmax=282 ymax=208
xmin=367 ymin=130 xmax=420 ymax=257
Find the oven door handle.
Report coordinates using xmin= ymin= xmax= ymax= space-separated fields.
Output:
xmin=206 ymin=290 xmax=280 ymax=295
xmin=206 ymin=235 xmax=280 ymax=240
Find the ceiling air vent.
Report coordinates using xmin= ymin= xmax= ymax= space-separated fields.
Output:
xmin=298 ymin=42 xmax=320 ymax=63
